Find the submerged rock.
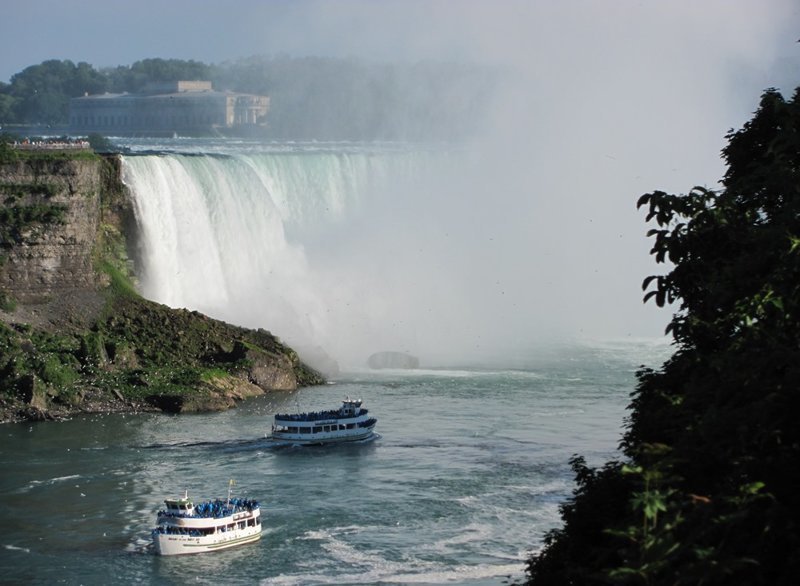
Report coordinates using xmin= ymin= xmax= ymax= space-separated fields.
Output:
xmin=367 ymin=351 xmax=419 ymax=370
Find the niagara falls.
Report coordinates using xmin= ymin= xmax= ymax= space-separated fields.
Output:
xmin=2 ymin=1 xmax=798 ymax=584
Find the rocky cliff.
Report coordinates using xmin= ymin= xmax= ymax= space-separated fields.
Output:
xmin=0 ymin=146 xmax=323 ymax=423
xmin=0 ymin=155 xmax=107 ymax=302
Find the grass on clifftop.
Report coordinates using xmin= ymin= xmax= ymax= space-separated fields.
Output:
xmin=0 ymin=141 xmax=101 ymax=164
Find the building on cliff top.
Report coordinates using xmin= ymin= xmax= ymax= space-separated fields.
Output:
xmin=69 ymin=81 xmax=269 ymax=137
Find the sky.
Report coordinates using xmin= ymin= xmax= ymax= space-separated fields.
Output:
xmin=1 ymin=1 xmax=797 ymax=85
xmin=2 ymin=0 xmax=800 ymax=363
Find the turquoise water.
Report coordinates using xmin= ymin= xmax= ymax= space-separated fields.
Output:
xmin=0 ymin=341 xmax=668 ymax=585
xmin=4 ymin=138 xmax=670 ymax=583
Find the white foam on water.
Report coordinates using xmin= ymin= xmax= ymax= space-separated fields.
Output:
xmin=275 ymin=524 xmax=526 ymax=585
xmin=19 ymin=474 xmax=82 ymax=493
xmin=431 ymin=522 xmax=493 ymax=552
xmin=264 ymin=561 xmax=525 ymax=585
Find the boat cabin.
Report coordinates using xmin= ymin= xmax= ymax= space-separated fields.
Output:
xmin=340 ymin=398 xmax=363 ymax=417
xmin=163 ymin=495 xmax=195 ymax=516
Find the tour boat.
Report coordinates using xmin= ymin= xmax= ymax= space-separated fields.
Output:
xmin=151 ymin=487 xmax=262 ymax=556
xmin=269 ymin=397 xmax=378 ymax=445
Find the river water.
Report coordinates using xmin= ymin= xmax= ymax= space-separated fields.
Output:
xmin=2 ymin=138 xmax=670 ymax=583
xmin=0 ymin=340 xmax=668 ymax=585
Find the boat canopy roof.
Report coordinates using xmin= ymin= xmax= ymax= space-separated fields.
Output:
xmin=164 ymin=498 xmax=194 ymax=513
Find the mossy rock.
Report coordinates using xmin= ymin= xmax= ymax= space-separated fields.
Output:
xmin=16 ymin=374 xmax=49 ymax=410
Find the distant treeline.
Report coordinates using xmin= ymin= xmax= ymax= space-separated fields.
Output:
xmin=0 ymin=57 xmax=497 ymax=140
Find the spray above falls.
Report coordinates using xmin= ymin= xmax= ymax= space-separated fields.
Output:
xmin=121 ymin=146 xmax=461 ymax=369
xmin=121 ymin=140 xmax=668 ymax=370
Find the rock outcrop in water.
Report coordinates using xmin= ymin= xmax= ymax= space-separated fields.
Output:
xmin=0 ymin=145 xmax=323 ymax=423
xmin=367 ymin=351 xmax=419 ymax=369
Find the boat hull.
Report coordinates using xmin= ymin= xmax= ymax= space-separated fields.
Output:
xmin=269 ymin=427 xmax=377 ymax=446
xmin=155 ymin=525 xmax=262 ymax=556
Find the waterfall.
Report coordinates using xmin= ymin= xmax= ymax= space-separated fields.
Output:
xmin=121 ymin=148 xmax=445 ymax=369
xmin=120 ymin=140 xmax=666 ymax=369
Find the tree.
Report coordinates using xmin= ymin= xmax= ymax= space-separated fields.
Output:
xmin=7 ymin=59 xmax=106 ymax=124
xmin=104 ymin=58 xmax=212 ymax=93
xmin=525 ymin=87 xmax=800 ymax=584
xmin=0 ymin=92 xmax=16 ymax=124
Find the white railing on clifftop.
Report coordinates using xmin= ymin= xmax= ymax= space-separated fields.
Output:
xmin=10 ymin=139 xmax=91 ymax=150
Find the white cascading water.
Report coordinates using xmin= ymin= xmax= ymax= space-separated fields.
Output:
xmin=120 ymin=141 xmax=666 ymax=370
xmin=121 ymin=149 xmax=443 ymax=369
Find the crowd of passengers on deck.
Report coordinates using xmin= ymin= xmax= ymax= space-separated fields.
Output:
xmin=159 ymin=498 xmax=259 ymax=519
xmin=276 ymin=408 xmax=367 ymax=422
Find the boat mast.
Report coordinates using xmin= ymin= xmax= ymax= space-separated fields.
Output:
xmin=227 ymin=479 xmax=234 ymax=507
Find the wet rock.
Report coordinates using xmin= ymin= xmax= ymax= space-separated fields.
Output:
xmin=367 ymin=351 xmax=419 ymax=369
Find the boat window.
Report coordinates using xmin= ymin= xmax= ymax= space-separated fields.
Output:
xmin=288 ymin=427 xmax=298 ymax=433
xmin=347 ymin=423 xmax=355 ymax=429
xmin=339 ymin=424 xmax=346 ymax=430
xmin=300 ymin=427 xmax=311 ymax=434
xmin=313 ymin=426 xmax=323 ymax=433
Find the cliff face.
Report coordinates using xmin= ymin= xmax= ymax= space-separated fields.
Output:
xmin=0 ymin=157 xmax=105 ymax=302
xmin=0 ymin=149 xmax=323 ymax=423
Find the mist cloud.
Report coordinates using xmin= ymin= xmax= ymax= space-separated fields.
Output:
xmin=283 ymin=1 xmax=800 ymax=364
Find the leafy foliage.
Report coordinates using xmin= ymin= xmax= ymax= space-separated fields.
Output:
xmin=103 ymin=58 xmax=212 ymax=93
xmin=0 ymin=140 xmax=20 ymax=163
xmin=0 ymin=202 xmax=67 ymax=244
xmin=525 ymin=88 xmax=800 ymax=584
xmin=0 ymin=284 xmax=323 ymax=415
xmin=0 ymin=181 xmax=59 ymax=198
xmin=86 ymin=133 xmax=117 ymax=153
xmin=0 ymin=291 xmax=16 ymax=312
xmin=5 ymin=60 xmax=106 ymax=124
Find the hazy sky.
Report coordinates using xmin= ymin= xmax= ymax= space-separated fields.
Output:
xmin=3 ymin=1 xmax=799 ymax=360
xmin=1 ymin=1 xmax=797 ymax=84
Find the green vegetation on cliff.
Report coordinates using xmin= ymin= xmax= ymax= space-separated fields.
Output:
xmin=0 ymin=202 xmax=67 ymax=244
xmin=0 ymin=140 xmax=100 ymax=163
xmin=0 ymin=150 xmax=323 ymax=422
xmin=0 ymin=289 xmax=322 ymax=419
xmin=524 ymin=88 xmax=800 ymax=584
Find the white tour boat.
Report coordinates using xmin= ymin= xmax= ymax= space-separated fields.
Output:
xmin=269 ymin=397 xmax=378 ymax=445
xmin=151 ymin=487 xmax=262 ymax=556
